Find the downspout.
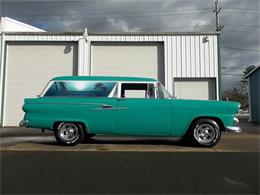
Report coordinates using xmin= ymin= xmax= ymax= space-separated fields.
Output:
xmin=217 ymin=33 xmax=222 ymax=100
xmin=0 ymin=33 xmax=6 ymax=126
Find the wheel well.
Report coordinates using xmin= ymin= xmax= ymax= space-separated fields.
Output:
xmin=53 ymin=121 xmax=87 ymax=132
xmin=187 ymin=116 xmax=225 ymax=134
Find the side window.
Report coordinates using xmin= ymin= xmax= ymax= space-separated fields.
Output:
xmin=120 ymin=83 xmax=155 ymax=98
xmin=156 ymin=83 xmax=172 ymax=99
xmin=44 ymin=82 xmax=58 ymax=96
xmin=44 ymin=81 xmax=116 ymax=97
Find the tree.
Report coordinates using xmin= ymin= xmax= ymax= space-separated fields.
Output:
xmin=243 ymin=65 xmax=256 ymax=76
xmin=221 ymin=65 xmax=256 ymax=109
xmin=222 ymin=81 xmax=248 ymax=108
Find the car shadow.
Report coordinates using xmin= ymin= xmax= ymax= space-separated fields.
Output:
xmin=38 ymin=136 xmax=195 ymax=147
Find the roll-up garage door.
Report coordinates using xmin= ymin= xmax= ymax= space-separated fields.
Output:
xmin=3 ymin=42 xmax=78 ymax=126
xmin=91 ymin=42 xmax=164 ymax=83
xmin=174 ymin=79 xmax=216 ymax=100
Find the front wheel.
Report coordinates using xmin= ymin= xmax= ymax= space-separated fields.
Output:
xmin=188 ymin=119 xmax=221 ymax=147
xmin=54 ymin=122 xmax=85 ymax=146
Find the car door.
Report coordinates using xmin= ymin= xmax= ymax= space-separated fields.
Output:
xmin=82 ymin=82 xmax=118 ymax=134
xmin=115 ymin=82 xmax=171 ymax=136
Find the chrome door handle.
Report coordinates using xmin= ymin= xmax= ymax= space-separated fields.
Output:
xmin=101 ymin=104 xmax=113 ymax=109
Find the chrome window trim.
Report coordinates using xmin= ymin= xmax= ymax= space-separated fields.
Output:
xmin=40 ymin=81 xmax=54 ymax=97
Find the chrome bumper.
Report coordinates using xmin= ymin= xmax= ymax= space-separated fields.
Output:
xmin=225 ymin=117 xmax=242 ymax=133
xmin=19 ymin=120 xmax=28 ymax=127
xmin=226 ymin=126 xmax=242 ymax=133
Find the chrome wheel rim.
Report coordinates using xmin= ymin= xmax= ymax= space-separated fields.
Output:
xmin=59 ymin=123 xmax=79 ymax=142
xmin=194 ymin=123 xmax=217 ymax=144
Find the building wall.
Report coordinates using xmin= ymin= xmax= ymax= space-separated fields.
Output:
xmin=81 ymin=33 xmax=219 ymax=96
xmin=0 ymin=32 xmax=219 ymax=126
xmin=249 ymin=68 xmax=260 ymax=124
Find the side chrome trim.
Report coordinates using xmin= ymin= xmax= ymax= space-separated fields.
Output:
xmin=27 ymin=102 xmax=112 ymax=106
xmin=91 ymin=107 xmax=128 ymax=111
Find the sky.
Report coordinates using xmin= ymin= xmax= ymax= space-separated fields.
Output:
xmin=0 ymin=0 xmax=259 ymax=92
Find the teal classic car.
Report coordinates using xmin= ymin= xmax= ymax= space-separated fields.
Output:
xmin=20 ymin=76 xmax=241 ymax=147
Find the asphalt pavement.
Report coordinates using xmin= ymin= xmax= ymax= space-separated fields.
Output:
xmin=0 ymin=123 xmax=259 ymax=152
xmin=1 ymin=151 xmax=259 ymax=194
xmin=0 ymin=122 xmax=259 ymax=194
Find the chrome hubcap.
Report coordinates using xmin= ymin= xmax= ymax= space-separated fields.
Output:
xmin=59 ymin=123 xmax=79 ymax=142
xmin=194 ymin=123 xmax=217 ymax=144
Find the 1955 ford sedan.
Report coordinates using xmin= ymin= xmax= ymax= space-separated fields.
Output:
xmin=20 ymin=76 xmax=241 ymax=147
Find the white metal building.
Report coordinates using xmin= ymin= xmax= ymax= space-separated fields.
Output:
xmin=0 ymin=17 xmax=220 ymax=126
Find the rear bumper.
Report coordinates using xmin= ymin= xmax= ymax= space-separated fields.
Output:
xmin=19 ymin=120 xmax=28 ymax=127
xmin=225 ymin=117 xmax=242 ymax=133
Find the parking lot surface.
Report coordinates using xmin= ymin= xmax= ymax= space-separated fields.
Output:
xmin=0 ymin=123 xmax=260 ymax=152
xmin=0 ymin=122 xmax=259 ymax=194
xmin=0 ymin=122 xmax=259 ymax=152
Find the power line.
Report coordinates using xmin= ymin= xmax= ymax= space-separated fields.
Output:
xmin=223 ymin=30 xmax=260 ymax=34
xmin=222 ymin=67 xmax=243 ymax=70
xmin=221 ymin=47 xmax=260 ymax=52
xmin=138 ymin=26 xmax=214 ymax=31
xmin=8 ymin=12 xmax=213 ymax=21
xmin=224 ymin=8 xmax=260 ymax=12
xmin=222 ymin=73 xmax=244 ymax=76
xmin=224 ymin=24 xmax=260 ymax=28
xmin=221 ymin=32 xmax=260 ymax=37
xmin=8 ymin=8 xmax=213 ymax=17
xmin=222 ymin=11 xmax=259 ymax=14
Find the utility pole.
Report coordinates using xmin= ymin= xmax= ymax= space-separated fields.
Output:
xmin=213 ymin=0 xmax=224 ymax=31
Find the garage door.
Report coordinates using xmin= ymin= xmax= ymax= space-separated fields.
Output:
xmin=3 ymin=42 xmax=78 ymax=126
xmin=91 ymin=42 xmax=164 ymax=83
xmin=174 ymin=79 xmax=216 ymax=100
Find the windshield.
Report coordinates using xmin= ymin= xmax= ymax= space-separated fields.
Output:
xmin=44 ymin=81 xmax=116 ymax=97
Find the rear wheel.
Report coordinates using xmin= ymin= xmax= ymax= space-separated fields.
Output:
xmin=187 ymin=119 xmax=221 ymax=147
xmin=54 ymin=122 xmax=85 ymax=146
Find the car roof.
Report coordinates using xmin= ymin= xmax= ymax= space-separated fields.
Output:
xmin=52 ymin=76 xmax=157 ymax=82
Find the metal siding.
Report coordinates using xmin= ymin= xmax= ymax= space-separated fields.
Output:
xmin=204 ymin=38 xmax=210 ymax=77
xmin=200 ymin=36 xmax=205 ymax=77
xmin=181 ymin=36 xmax=186 ymax=77
xmin=209 ymin=36 xmax=214 ymax=77
xmin=176 ymin=36 xmax=182 ymax=77
xmin=186 ymin=36 xmax=191 ymax=77
xmin=5 ymin=34 xmax=82 ymax=41
xmin=172 ymin=36 xmax=177 ymax=80
xmin=190 ymin=36 xmax=195 ymax=77
xmin=3 ymin=42 xmax=78 ymax=126
xmin=0 ymin=33 xmax=219 ymax=126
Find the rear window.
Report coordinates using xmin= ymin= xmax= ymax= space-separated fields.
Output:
xmin=44 ymin=81 xmax=116 ymax=97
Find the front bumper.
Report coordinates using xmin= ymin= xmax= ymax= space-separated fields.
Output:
xmin=226 ymin=126 xmax=242 ymax=133
xmin=19 ymin=120 xmax=28 ymax=127
xmin=225 ymin=117 xmax=242 ymax=133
